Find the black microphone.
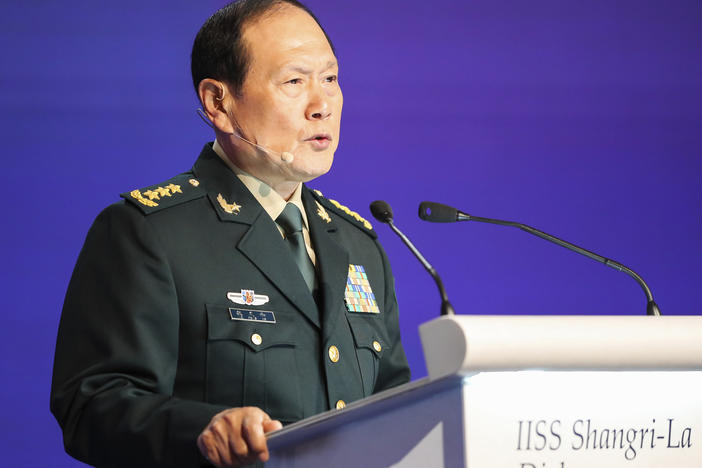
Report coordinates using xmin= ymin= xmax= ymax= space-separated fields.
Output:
xmin=418 ymin=201 xmax=661 ymax=316
xmin=370 ymin=201 xmax=454 ymax=316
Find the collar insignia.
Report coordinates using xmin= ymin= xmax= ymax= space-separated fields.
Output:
xmin=315 ymin=201 xmax=332 ymax=223
xmin=217 ymin=193 xmax=241 ymax=214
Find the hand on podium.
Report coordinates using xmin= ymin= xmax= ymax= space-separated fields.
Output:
xmin=197 ymin=407 xmax=283 ymax=467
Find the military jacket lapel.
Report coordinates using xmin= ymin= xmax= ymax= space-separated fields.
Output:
xmin=303 ymin=187 xmax=349 ymax=339
xmin=192 ymin=145 xmax=320 ymax=327
xmin=237 ymin=219 xmax=320 ymax=327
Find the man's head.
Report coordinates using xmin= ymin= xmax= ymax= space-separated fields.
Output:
xmin=192 ymin=0 xmax=343 ymax=197
xmin=191 ymin=0 xmax=335 ymax=97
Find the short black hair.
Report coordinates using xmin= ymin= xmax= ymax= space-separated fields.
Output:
xmin=191 ymin=0 xmax=335 ymax=98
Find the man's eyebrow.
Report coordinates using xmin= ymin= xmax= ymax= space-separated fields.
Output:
xmin=282 ymin=60 xmax=338 ymax=74
xmin=322 ymin=60 xmax=338 ymax=71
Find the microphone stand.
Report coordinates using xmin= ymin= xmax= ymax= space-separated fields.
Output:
xmin=371 ymin=200 xmax=455 ymax=316
xmin=386 ymin=221 xmax=455 ymax=316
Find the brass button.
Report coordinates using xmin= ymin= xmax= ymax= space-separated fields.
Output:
xmin=251 ymin=333 xmax=262 ymax=346
xmin=336 ymin=399 xmax=346 ymax=409
xmin=372 ymin=340 xmax=382 ymax=352
xmin=328 ymin=345 xmax=340 ymax=363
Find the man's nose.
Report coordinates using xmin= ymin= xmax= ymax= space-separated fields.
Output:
xmin=306 ymin=85 xmax=331 ymax=120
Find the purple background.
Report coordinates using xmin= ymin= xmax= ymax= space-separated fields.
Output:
xmin=2 ymin=0 xmax=700 ymax=465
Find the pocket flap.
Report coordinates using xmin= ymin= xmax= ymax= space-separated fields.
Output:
xmin=206 ymin=304 xmax=297 ymax=352
xmin=346 ymin=314 xmax=388 ymax=357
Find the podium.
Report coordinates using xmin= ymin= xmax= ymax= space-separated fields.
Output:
xmin=267 ymin=316 xmax=702 ymax=467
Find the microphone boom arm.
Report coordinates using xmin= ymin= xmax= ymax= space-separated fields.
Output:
xmin=421 ymin=201 xmax=660 ymax=316
xmin=468 ymin=214 xmax=659 ymax=314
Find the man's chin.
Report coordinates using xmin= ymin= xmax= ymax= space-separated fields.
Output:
xmin=293 ymin=154 xmax=334 ymax=183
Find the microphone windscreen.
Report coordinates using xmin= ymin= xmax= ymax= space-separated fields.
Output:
xmin=418 ymin=201 xmax=458 ymax=223
xmin=370 ymin=200 xmax=393 ymax=223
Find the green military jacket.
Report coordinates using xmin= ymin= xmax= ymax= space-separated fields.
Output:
xmin=50 ymin=143 xmax=410 ymax=467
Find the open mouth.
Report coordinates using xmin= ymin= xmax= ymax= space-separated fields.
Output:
xmin=305 ymin=133 xmax=331 ymax=151
xmin=305 ymin=134 xmax=332 ymax=150
xmin=307 ymin=134 xmax=332 ymax=142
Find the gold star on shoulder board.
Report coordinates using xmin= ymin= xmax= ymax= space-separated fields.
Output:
xmin=217 ymin=193 xmax=241 ymax=214
xmin=156 ymin=186 xmax=171 ymax=197
xmin=166 ymin=183 xmax=182 ymax=194
xmin=142 ymin=189 xmax=160 ymax=201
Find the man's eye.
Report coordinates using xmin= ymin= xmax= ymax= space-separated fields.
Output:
xmin=286 ymin=78 xmax=302 ymax=85
xmin=324 ymin=75 xmax=338 ymax=83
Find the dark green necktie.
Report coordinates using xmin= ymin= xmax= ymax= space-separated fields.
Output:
xmin=276 ymin=203 xmax=317 ymax=293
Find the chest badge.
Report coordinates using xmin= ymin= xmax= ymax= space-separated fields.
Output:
xmin=344 ymin=264 xmax=380 ymax=314
xmin=228 ymin=289 xmax=270 ymax=306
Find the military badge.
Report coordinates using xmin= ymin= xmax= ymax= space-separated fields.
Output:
xmin=121 ymin=175 xmax=205 ymax=215
xmin=344 ymin=264 xmax=380 ymax=313
xmin=130 ymin=189 xmax=158 ymax=207
xmin=217 ymin=193 xmax=241 ymax=214
xmin=228 ymin=289 xmax=269 ymax=306
xmin=243 ymin=289 xmax=254 ymax=305
xmin=141 ymin=183 xmax=182 ymax=201
xmin=315 ymin=201 xmax=331 ymax=223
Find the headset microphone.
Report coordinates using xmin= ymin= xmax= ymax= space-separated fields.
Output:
xmin=196 ymin=108 xmax=295 ymax=164
xmin=280 ymin=151 xmax=295 ymax=163
xmin=231 ymin=130 xmax=296 ymax=165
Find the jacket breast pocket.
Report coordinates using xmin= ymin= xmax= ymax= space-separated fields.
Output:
xmin=205 ymin=304 xmax=303 ymax=422
xmin=346 ymin=314 xmax=388 ymax=397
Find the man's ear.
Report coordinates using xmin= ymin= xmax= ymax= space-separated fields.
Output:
xmin=198 ymin=79 xmax=236 ymax=134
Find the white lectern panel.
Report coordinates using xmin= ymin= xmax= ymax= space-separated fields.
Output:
xmin=420 ymin=315 xmax=702 ymax=379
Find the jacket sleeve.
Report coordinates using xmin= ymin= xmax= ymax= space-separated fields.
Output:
xmin=373 ymin=240 xmax=411 ymax=392
xmin=50 ymin=202 xmax=226 ymax=468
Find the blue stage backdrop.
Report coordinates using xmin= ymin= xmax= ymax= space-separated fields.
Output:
xmin=1 ymin=0 xmax=700 ymax=465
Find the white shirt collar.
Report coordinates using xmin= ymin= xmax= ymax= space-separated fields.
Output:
xmin=212 ymin=139 xmax=308 ymax=228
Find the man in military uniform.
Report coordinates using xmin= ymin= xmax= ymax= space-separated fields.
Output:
xmin=50 ymin=1 xmax=410 ymax=467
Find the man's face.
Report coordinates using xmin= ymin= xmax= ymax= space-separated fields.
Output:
xmin=227 ymin=5 xmax=343 ymax=186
